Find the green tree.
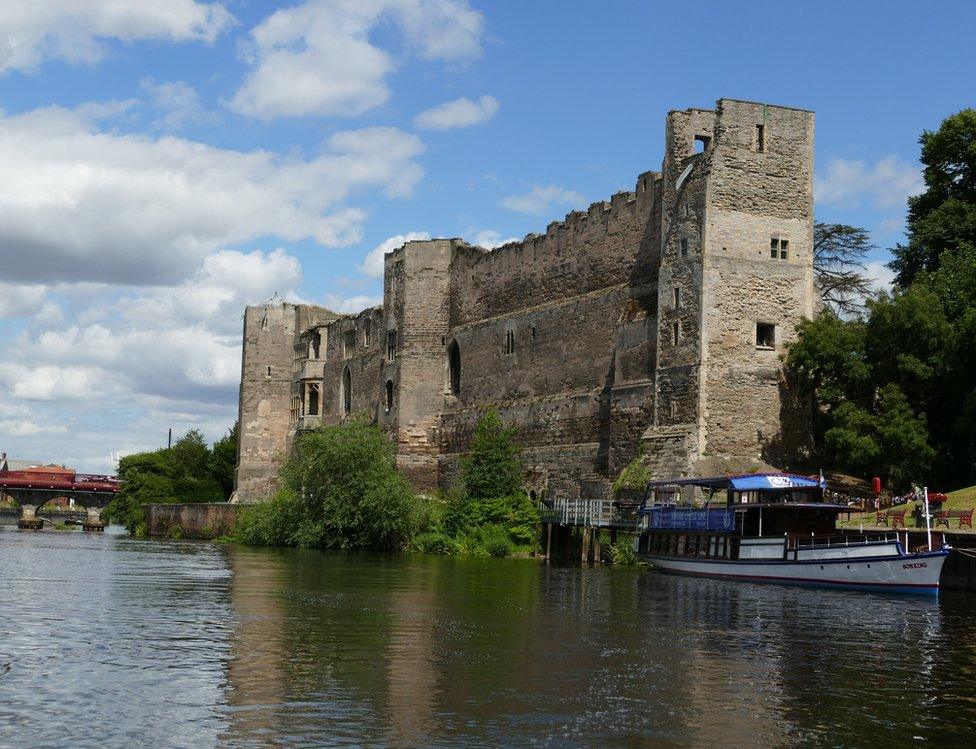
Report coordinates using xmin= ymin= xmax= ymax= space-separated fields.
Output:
xmin=460 ymin=409 xmax=524 ymax=500
xmin=445 ymin=410 xmax=540 ymax=554
xmin=104 ymin=458 xmax=178 ymax=534
xmin=785 ymin=305 xmax=940 ymax=490
xmin=786 ymin=313 xmax=870 ymax=410
xmin=104 ymin=427 xmax=233 ymax=534
xmin=890 ymin=108 xmax=976 ymax=287
xmin=278 ymin=419 xmax=414 ymax=550
xmin=864 ymin=288 xmax=953 ymax=411
xmin=790 ymin=109 xmax=976 ymax=490
xmin=209 ymin=421 xmax=239 ymax=500
xmin=824 ymin=385 xmax=935 ymax=490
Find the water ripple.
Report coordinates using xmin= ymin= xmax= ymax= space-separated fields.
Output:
xmin=2 ymin=529 xmax=975 ymax=747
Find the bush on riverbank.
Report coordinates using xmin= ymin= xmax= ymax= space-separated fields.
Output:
xmin=608 ymin=535 xmax=643 ymax=567
xmin=234 ymin=411 xmax=541 ymax=558
xmin=406 ymin=411 xmax=540 ymax=557
xmin=234 ymin=419 xmax=414 ymax=550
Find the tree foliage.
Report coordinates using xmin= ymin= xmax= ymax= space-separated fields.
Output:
xmin=442 ymin=409 xmax=539 ymax=554
xmin=813 ymin=222 xmax=875 ymax=315
xmin=105 ymin=427 xmax=235 ymax=534
xmin=793 ymin=108 xmax=976 ymax=491
xmin=250 ymin=419 xmax=415 ymax=550
xmin=460 ymin=409 xmax=524 ymax=500
xmin=787 ymin=293 xmax=945 ymax=491
xmin=890 ymin=108 xmax=976 ymax=287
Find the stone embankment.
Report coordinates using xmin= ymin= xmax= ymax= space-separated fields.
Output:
xmin=145 ymin=503 xmax=237 ymax=539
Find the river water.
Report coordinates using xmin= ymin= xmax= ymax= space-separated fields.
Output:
xmin=1 ymin=526 xmax=975 ymax=748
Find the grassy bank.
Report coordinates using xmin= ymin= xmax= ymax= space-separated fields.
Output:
xmin=839 ymin=485 xmax=976 ymax=530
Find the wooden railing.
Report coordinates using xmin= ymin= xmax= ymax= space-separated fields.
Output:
xmin=539 ymin=498 xmax=641 ymax=529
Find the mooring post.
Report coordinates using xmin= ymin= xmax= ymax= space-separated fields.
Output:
xmin=581 ymin=527 xmax=591 ymax=564
xmin=545 ymin=522 xmax=553 ymax=563
xmin=593 ymin=528 xmax=602 ymax=564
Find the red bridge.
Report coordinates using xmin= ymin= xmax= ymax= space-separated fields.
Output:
xmin=0 ymin=464 xmax=120 ymax=529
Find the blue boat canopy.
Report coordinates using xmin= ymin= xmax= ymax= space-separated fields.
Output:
xmin=646 ymin=472 xmax=825 ymax=492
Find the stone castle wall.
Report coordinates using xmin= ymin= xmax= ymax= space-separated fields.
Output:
xmin=234 ymin=98 xmax=817 ymax=502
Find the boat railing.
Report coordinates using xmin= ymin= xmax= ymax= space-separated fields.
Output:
xmin=792 ymin=532 xmax=899 ymax=549
xmin=641 ymin=505 xmax=734 ymax=532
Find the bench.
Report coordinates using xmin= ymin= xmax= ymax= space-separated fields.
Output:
xmin=876 ymin=510 xmax=907 ymax=528
xmin=935 ymin=509 xmax=974 ymax=530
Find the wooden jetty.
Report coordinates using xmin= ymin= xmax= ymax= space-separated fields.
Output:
xmin=540 ymin=498 xmax=641 ymax=563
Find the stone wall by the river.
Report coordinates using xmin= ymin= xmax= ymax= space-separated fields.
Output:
xmin=146 ymin=503 xmax=237 ymax=539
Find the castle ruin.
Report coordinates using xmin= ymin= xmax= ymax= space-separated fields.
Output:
xmin=234 ymin=99 xmax=816 ymax=502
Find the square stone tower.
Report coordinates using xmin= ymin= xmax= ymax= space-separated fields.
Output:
xmin=646 ymin=99 xmax=815 ymax=476
xmin=383 ymin=239 xmax=454 ymax=490
xmin=234 ymin=302 xmax=299 ymax=502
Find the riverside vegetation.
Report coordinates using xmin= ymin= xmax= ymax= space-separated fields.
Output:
xmin=103 ymin=425 xmax=238 ymax=536
xmin=108 ymin=410 xmax=642 ymax=563
xmin=233 ymin=410 xmax=543 ymax=559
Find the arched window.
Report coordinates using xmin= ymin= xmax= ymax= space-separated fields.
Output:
xmin=447 ymin=340 xmax=461 ymax=396
xmin=308 ymin=383 xmax=319 ymax=416
xmin=340 ymin=365 xmax=351 ymax=416
xmin=385 ymin=380 xmax=394 ymax=413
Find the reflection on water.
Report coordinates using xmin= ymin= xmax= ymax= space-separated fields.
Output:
xmin=1 ymin=527 xmax=975 ymax=748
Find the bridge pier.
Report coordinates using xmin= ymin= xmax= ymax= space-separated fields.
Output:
xmin=83 ymin=507 xmax=104 ymax=532
xmin=17 ymin=504 xmax=43 ymax=530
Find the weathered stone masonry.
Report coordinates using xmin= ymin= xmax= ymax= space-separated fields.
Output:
xmin=234 ymin=99 xmax=816 ymax=503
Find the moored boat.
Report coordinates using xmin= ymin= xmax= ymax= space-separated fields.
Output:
xmin=634 ymin=473 xmax=949 ymax=595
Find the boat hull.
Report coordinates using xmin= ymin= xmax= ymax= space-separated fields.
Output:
xmin=639 ymin=549 xmax=949 ymax=595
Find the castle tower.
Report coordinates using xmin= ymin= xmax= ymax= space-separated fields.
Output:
xmin=383 ymin=239 xmax=454 ymax=490
xmin=234 ymin=302 xmax=299 ymax=502
xmin=647 ymin=99 xmax=815 ymax=477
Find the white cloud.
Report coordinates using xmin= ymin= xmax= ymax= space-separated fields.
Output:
xmin=468 ymin=229 xmax=518 ymax=249
xmin=0 ymin=1 xmax=234 ymax=74
xmin=0 ymin=362 xmax=108 ymax=402
xmin=140 ymin=78 xmax=219 ymax=130
xmin=1 ymin=248 xmax=302 ymax=400
xmin=0 ymin=244 xmax=310 ymax=475
xmin=118 ymin=249 xmax=303 ymax=334
xmin=0 ymin=283 xmax=48 ymax=318
xmin=414 ymin=95 xmax=498 ymax=130
xmin=230 ymin=0 xmax=484 ymax=120
xmin=358 ymin=231 xmax=431 ymax=278
xmin=0 ymin=104 xmax=424 ymax=285
xmin=323 ymin=293 xmax=383 ymax=314
xmin=815 ymin=156 xmax=923 ymax=211
xmin=0 ymin=419 xmax=68 ymax=437
xmin=501 ymin=184 xmax=585 ymax=215
xmin=864 ymin=260 xmax=896 ymax=295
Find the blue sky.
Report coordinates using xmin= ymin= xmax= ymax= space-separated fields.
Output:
xmin=1 ymin=0 xmax=974 ymax=472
